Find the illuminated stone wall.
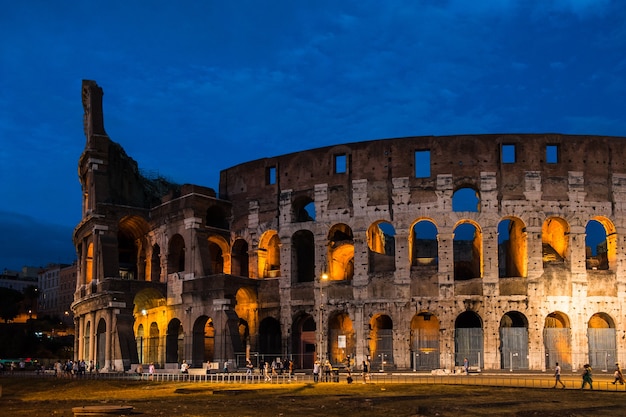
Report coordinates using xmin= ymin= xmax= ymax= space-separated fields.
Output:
xmin=73 ymin=80 xmax=626 ymax=372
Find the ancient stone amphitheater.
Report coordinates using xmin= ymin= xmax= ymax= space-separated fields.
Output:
xmin=72 ymin=80 xmax=626 ymax=373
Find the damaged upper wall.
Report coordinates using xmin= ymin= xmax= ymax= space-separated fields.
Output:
xmin=219 ymin=134 xmax=626 ymax=230
xmin=78 ymin=80 xmax=185 ymax=214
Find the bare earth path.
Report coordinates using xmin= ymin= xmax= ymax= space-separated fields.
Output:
xmin=1 ymin=377 xmax=623 ymax=417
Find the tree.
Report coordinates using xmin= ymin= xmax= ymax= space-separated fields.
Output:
xmin=0 ymin=287 xmax=23 ymax=323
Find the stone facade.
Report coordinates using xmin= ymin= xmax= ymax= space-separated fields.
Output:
xmin=72 ymin=80 xmax=626 ymax=373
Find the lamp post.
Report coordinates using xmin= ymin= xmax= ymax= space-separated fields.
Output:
xmin=319 ymin=270 xmax=329 ymax=361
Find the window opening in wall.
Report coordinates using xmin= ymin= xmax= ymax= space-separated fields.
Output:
xmin=334 ymin=154 xmax=347 ymax=174
xmin=415 ymin=150 xmax=430 ymax=178
xmin=411 ymin=220 xmax=438 ymax=267
xmin=267 ymin=166 xmax=277 ymax=185
xmin=546 ymin=145 xmax=558 ymax=164
xmin=497 ymin=218 xmax=527 ymax=278
xmin=367 ymin=221 xmax=396 ymax=273
xmin=585 ymin=220 xmax=609 ymax=270
xmin=501 ymin=144 xmax=516 ymax=163
xmin=453 ymin=222 xmax=481 ymax=281
xmin=452 ymin=188 xmax=480 ymax=212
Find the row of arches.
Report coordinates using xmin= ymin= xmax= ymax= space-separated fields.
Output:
xmin=105 ymin=309 xmax=618 ymax=372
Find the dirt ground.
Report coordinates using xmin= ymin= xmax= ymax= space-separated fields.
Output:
xmin=1 ymin=377 xmax=624 ymax=417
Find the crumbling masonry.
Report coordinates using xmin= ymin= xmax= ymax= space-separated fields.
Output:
xmin=72 ymin=80 xmax=626 ymax=373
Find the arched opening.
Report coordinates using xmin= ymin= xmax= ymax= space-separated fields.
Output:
xmin=84 ymin=321 xmax=91 ymax=361
xmin=166 ymin=318 xmax=183 ymax=365
xmin=452 ymin=187 xmax=480 ymax=212
xmin=293 ymin=196 xmax=315 ymax=222
xmin=258 ymin=317 xmax=282 ymax=358
xmin=291 ymin=230 xmax=315 ymax=283
xmin=149 ymin=244 xmax=161 ymax=282
xmin=136 ymin=324 xmax=145 ymax=364
xmin=410 ymin=220 xmax=438 ymax=267
xmin=192 ymin=316 xmax=214 ymax=368
xmin=499 ymin=312 xmax=529 ymax=370
xmin=207 ymin=236 xmax=228 ymax=274
xmin=258 ymin=230 xmax=281 ymax=278
xmin=544 ymin=312 xmax=572 ymax=370
xmin=85 ymin=243 xmax=93 ymax=284
xmin=410 ymin=312 xmax=440 ymax=370
xmin=586 ymin=217 xmax=616 ymax=271
xmin=455 ymin=311 xmax=483 ymax=368
xmin=292 ymin=314 xmax=316 ymax=370
xmin=328 ymin=223 xmax=354 ymax=281
xmin=118 ymin=216 xmax=150 ymax=280
xmin=498 ymin=217 xmax=527 ymax=278
xmin=587 ymin=313 xmax=616 ymax=370
xmin=147 ymin=322 xmax=159 ymax=366
xmin=369 ymin=314 xmax=394 ymax=370
xmin=542 ymin=217 xmax=569 ymax=265
xmin=453 ymin=222 xmax=482 ymax=281
xmin=96 ymin=318 xmax=106 ymax=369
xmin=231 ymin=238 xmax=249 ymax=277
xmin=367 ymin=221 xmax=396 ymax=273
xmin=167 ymin=234 xmax=186 ymax=274
xmin=328 ymin=312 xmax=355 ymax=365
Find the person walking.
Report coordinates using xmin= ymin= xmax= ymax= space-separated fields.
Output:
xmin=313 ymin=360 xmax=320 ymax=382
xmin=612 ymin=362 xmax=625 ymax=385
xmin=581 ymin=364 xmax=593 ymax=390
xmin=463 ymin=358 xmax=469 ymax=375
xmin=553 ymin=362 xmax=565 ymax=388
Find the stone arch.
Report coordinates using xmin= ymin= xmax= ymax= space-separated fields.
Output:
xmin=328 ymin=311 xmax=355 ymax=365
xmin=499 ymin=311 xmax=529 ymax=370
xmin=292 ymin=313 xmax=317 ymax=369
xmin=453 ymin=220 xmax=482 ymax=281
xmin=118 ymin=215 xmax=150 ymax=280
xmin=498 ymin=217 xmax=527 ymax=278
xmin=543 ymin=311 xmax=572 ymax=370
xmin=192 ymin=316 xmax=214 ymax=367
xmin=455 ymin=311 xmax=483 ymax=368
xmin=542 ymin=217 xmax=569 ymax=264
xmin=410 ymin=219 xmax=438 ymax=267
xmin=367 ymin=221 xmax=396 ymax=273
xmin=327 ymin=223 xmax=354 ymax=281
xmin=369 ymin=314 xmax=394 ymax=369
xmin=167 ymin=234 xmax=186 ymax=275
xmin=586 ymin=216 xmax=616 ymax=271
xmin=258 ymin=317 xmax=281 ymax=357
xmin=207 ymin=235 xmax=229 ymax=274
xmin=258 ymin=230 xmax=281 ymax=278
xmin=235 ymin=287 xmax=257 ymax=359
xmin=291 ymin=230 xmax=315 ymax=283
xmin=452 ymin=186 xmax=480 ymax=212
xmin=231 ymin=238 xmax=249 ymax=277
xmin=588 ymin=312 xmax=616 ymax=370
xmin=166 ymin=318 xmax=183 ymax=365
xmin=410 ymin=312 xmax=440 ymax=370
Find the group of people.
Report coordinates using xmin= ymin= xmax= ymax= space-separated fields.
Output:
xmin=553 ymin=361 xmax=625 ymax=390
xmin=53 ymin=359 xmax=95 ymax=377
xmin=312 ymin=357 xmax=371 ymax=384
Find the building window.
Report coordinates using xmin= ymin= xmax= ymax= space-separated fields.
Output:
xmin=267 ymin=166 xmax=277 ymax=185
xmin=502 ymin=144 xmax=516 ymax=163
xmin=546 ymin=145 xmax=558 ymax=164
xmin=334 ymin=154 xmax=347 ymax=174
xmin=415 ymin=150 xmax=430 ymax=178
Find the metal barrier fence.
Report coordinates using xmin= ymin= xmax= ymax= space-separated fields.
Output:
xmin=4 ymin=370 xmax=626 ymax=392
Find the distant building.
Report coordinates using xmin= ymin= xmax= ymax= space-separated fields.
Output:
xmin=39 ymin=263 xmax=75 ymax=324
xmin=0 ymin=267 xmax=40 ymax=293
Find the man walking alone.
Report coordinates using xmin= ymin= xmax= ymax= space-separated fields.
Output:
xmin=553 ymin=362 xmax=565 ymax=388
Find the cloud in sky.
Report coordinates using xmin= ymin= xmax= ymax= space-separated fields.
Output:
xmin=0 ymin=1 xmax=625 ymax=269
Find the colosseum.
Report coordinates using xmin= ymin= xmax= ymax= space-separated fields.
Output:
xmin=72 ymin=80 xmax=626 ymax=374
